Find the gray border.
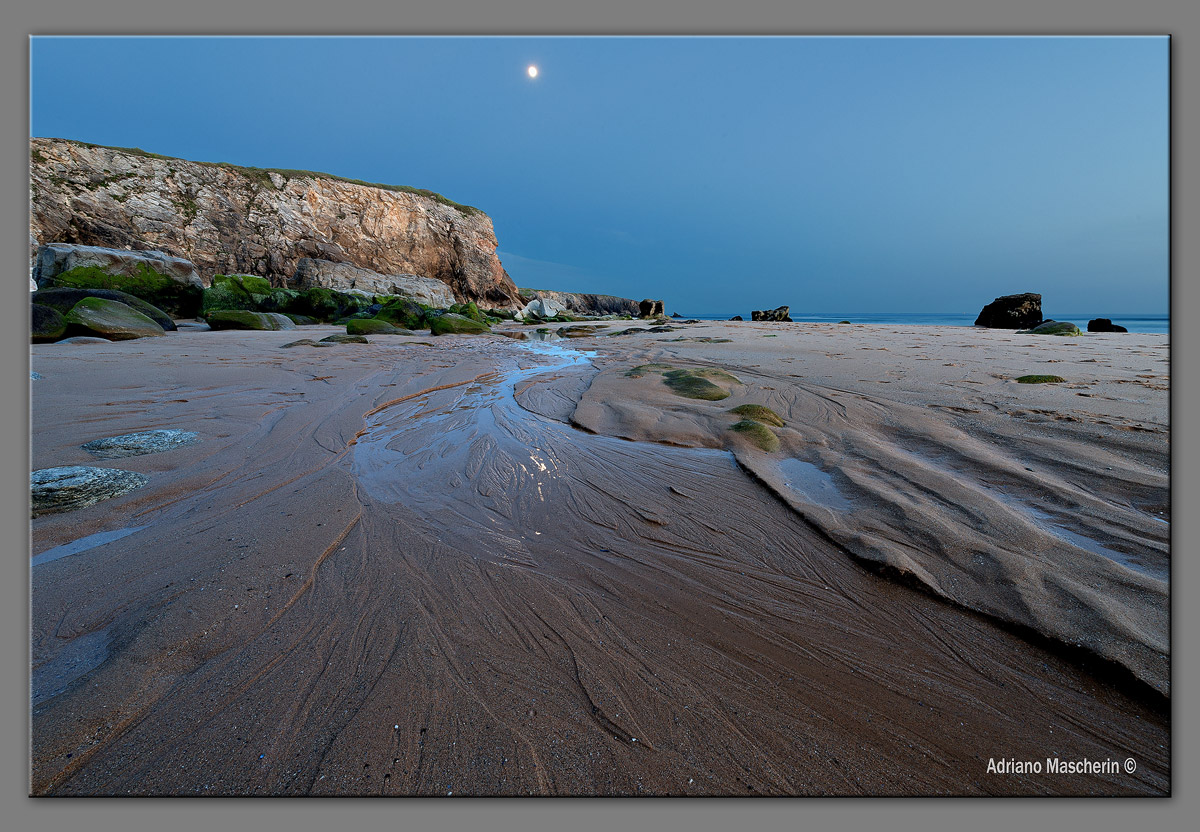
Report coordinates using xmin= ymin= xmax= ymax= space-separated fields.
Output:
xmin=6 ymin=2 xmax=1192 ymax=830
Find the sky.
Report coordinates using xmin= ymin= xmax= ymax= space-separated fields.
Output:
xmin=30 ymin=36 xmax=1168 ymax=315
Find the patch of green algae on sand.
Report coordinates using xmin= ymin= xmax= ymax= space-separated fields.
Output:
xmin=625 ymin=363 xmax=740 ymax=401
xmin=728 ymin=404 xmax=784 ymax=427
xmin=1016 ymin=375 xmax=1066 ymax=384
xmin=730 ymin=419 xmax=780 ymax=452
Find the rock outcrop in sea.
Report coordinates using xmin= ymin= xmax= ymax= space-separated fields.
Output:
xmin=751 ymin=306 xmax=792 ymax=322
xmin=1088 ymin=318 xmax=1128 ymax=333
xmin=974 ymin=293 xmax=1043 ymax=329
xmin=30 ymin=137 xmax=521 ymax=309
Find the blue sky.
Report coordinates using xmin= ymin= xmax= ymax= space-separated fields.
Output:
xmin=30 ymin=36 xmax=1168 ymax=314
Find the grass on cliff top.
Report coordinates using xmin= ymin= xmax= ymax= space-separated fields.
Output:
xmin=36 ymin=138 xmax=481 ymax=217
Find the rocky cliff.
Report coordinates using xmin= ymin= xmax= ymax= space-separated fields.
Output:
xmin=518 ymin=288 xmax=640 ymax=317
xmin=30 ymin=137 xmax=521 ymax=309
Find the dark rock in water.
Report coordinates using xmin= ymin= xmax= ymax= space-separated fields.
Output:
xmin=346 ymin=318 xmax=403 ymax=335
xmin=838 ymin=320 xmax=852 ymax=325
xmin=81 ymin=429 xmax=199 ymax=459
xmin=670 ymin=312 xmax=682 ymax=318
xmin=205 ymin=310 xmax=296 ymax=331
xmin=320 ymin=333 xmax=369 ymax=344
xmin=34 ymin=243 xmax=204 ymax=317
xmin=639 ymin=299 xmax=665 ymax=318
xmin=32 ymin=287 xmax=177 ymax=331
xmin=31 ymin=465 xmax=149 ymax=514
xmin=974 ymin=293 xmax=1042 ymax=329
xmin=751 ymin=306 xmax=792 ymax=322
xmin=63 ymin=297 xmax=166 ymax=340
xmin=1088 ymin=318 xmax=1128 ymax=333
xmin=556 ymin=325 xmax=606 ymax=338
xmin=430 ymin=313 xmax=491 ymax=335
xmin=31 ymin=304 xmax=67 ymax=343
xmin=1019 ymin=320 xmax=1082 ymax=337
xmin=729 ymin=315 xmax=743 ymax=321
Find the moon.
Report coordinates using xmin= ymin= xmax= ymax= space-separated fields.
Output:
xmin=527 ymin=65 xmax=538 ymax=79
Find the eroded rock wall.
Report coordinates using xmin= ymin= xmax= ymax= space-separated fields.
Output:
xmin=30 ymin=138 xmax=521 ymax=309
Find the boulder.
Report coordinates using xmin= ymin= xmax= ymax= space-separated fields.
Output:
xmin=974 ymin=293 xmax=1042 ymax=329
xmin=201 ymin=274 xmax=274 ymax=315
xmin=639 ymin=299 xmax=665 ymax=318
xmin=31 ymin=304 xmax=67 ymax=343
xmin=290 ymin=258 xmax=456 ymax=307
xmin=729 ymin=315 xmax=743 ymax=321
xmin=34 ymin=244 xmax=204 ymax=317
xmin=32 ymin=287 xmax=176 ymax=331
xmin=516 ymin=289 xmax=640 ymax=317
xmin=429 ymin=313 xmax=491 ymax=336
xmin=347 ymin=318 xmax=408 ymax=336
xmin=81 ymin=429 xmax=200 ymax=459
xmin=670 ymin=312 xmax=683 ymax=318
xmin=516 ymin=297 xmax=563 ymax=321
xmin=751 ymin=306 xmax=792 ymax=322
xmin=294 ymin=286 xmax=374 ymax=322
xmin=319 ymin=334 xmax=369 ymax=344
xmin=375 ymin=297 xmax=428 ymax=330
xmin=205 ymin=310 xmax=297 ymax=331
xmin=1087 ymin=318 xmax=1128 ymax=333
xmin=1019 ymin=320 xmax=1082 ymax=337
xmin=63 ymin=297 xmax=166 ymax=340
xmin=31 ymin=465 xmax=149 ymax=514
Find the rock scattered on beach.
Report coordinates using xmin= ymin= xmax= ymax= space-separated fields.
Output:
xmin=63 ymin=297 xmax=166 ymax=341
xmin=81 ymin=429 xmax=200 ymax=459
xmin=751 ymin=306 xmax=792 ymax=322
xmin=729 ymin=315 xmax=743 ymax=321
xmin=974 ymin=293 xmax=1042 ymax=329
xmin=430 ymin=313 xmax=491 ymax=336
xmin=1019 ymin=320 xmax=1082 ymax=337
xmin=31 ymin=465 xmax=149 ymax=514
xmin=1016 ymin=375 xmax=1066 ymax=384
xmin=347 ymin=318 xmax=408 ymax=336
xmin=1087 ymin=318 xmax=1128 ymax=333
xmin=319 ymin=334 xmax=370 ymax=344
xmin=31 ymin=304 xmax=67 ymax=343
xmin=280 ymin=339 xmax=333 ymax=348
xmin=33 ymin=243 xmax=204 ymax=317
xmin=291 ymin=258 xmax=457 ymax=308
xmin=205 ymin=310 xmax=297 ymax=331
xmin=33 ymin=287 xmax=177 ymax=332
xmin=639 ymin=299 xmax=665 ymax=318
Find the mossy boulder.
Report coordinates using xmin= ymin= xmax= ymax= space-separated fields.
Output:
xmin=1016 ymin=375 xmax=1066 ymax=384
xmin=1019 ymin=320 xmax=1082 ymax=337
xmin=294 ymin=286 xmax=373 ymax=322
xmin=347 ymin=318 xmax=405 ymax=335
xmin=320 ymin=333 xmax=369 ymax=344
xmin=730 ymin=419 xmax=780 ymax=452
xmin=258 ymin=289 xmax=303 ymax=315
xmin=32 ymin=287 xmax=176 ymax=331
xmin=31 ymin=304 xmax=67 ymax=343
xmin=375 ymin=297 xmax=428 ymax=330
xmin=282 ymin=313 xmax=319 ymax=326
xmin=728 ymin=404 xmax=784 ymax=427
xmin=46 ymin=263 xmax=203 ymax=317
xmin=449 ymin=301 xmax=486 ymax=323
xmin=429 ymin=313 xmax=491 ymax=336
xmin=201 ymin=274 xmax=274 ymax=315
xmin=63 ymin=297 xmax=166 ymax=340
xmin=205 ymin=310 xmax=296 ymax=331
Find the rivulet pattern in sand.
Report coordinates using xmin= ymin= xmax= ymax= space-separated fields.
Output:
xmin=30 ymin=322 xmax=1168 ymax=795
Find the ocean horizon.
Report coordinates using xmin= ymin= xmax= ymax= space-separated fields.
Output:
xmin=676 ymin=312 xmax=1169 ymax=334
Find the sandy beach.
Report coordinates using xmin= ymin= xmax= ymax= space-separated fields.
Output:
xmin=30 ymin=319 xmax=1169 ymax=796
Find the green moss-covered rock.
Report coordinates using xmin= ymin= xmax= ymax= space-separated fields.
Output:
xmin=1016 ymin=374 xmax=1067 ymax=384
xmin=48 ymin=263 xmax=202 ymax=317
xmin=205 ymin=310 xmax=296 ymax=331
xmin=666 ymin=367 xmax=740 ymax=385
xmin=259 ymin=289 xmax=303 ymax=314
xmin=375 ymin=297 xmax=428 ymax=330
xmin=282 ymin=313 xmax=319 ymax=326
xmin=31 ymin=303 xmax=67 ymax=343
xmin=63 ymin=297 xmax=166 ymax=340
xmin=728 ymin=404 xmax=784 ymax=427
xmin=730 ymin=419 xmax=780 ymax=452
xmin=430 ymin=313 xmax=491 ymax=336
xmin=449 ymin=301 xmax=486 ymax=323
xmin=347 ymin=318 xmax=403 ymax=335
xmin=1019 ymin=321 xmax=1083 ymax=337
xmin=32 ymin=287 xmax=176 ymax=331
xmin=626 ymin=362 xmax=677 ymax=378
xmin=294 ymin=287 xmax=373 ymax=322
xmin=663 ymin=372 xmax=731 ymax=401
xmin=320 ymin=333 xmax=369 ymax=344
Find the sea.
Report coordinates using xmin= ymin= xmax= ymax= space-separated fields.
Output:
xmin=676 ymin=312 xmax=1169 ymax=335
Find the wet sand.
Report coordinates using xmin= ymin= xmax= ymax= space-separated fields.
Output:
xmin=30 ymin=320 xmax=1169 ymax=795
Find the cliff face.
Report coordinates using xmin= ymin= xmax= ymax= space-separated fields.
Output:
xmin=518 ymin=288 xmax=640 ymax=317
xmin=30 ymin=138 xmax=521 ymax=309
